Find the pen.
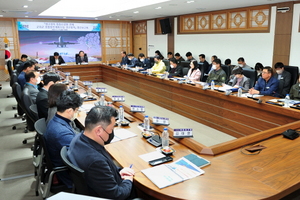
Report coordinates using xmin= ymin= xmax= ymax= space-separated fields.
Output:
xmin=129 ymin=164 xmax=133 ymax=168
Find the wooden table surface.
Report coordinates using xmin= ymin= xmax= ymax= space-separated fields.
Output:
xmin=64 ymin=65 xmax=300 ymax=200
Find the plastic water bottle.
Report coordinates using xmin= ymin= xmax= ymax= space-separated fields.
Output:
xmin=143 ymin=115 xmax=150 ymax=130
xmin=118 ymin=105 xmax=124 ymax=122
xmin=99 ymin=94 xmax=106 ymax=106
xmin=65 ymin=75 xmax=69 ymax=84
xmin=211 ymin=80 xmax=215 ymax=90
xmin=74 ymin=79 xmax=78 ymax=91
xmin=284 ymin=94 xmax=290 ymax=107
xmin=87 ymin=85 xmax=92 ymax=97
xmin=161 ymin=128 xmax=169 ymax=149
xmin=237 ymin=87 xmax=242 ymax=97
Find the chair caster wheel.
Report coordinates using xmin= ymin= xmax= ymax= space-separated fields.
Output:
xmin=14 ymin=114 xmax=18 ymax=118
xmin=22 ymin=117 xmax=25 ymax=121
xmin=35 ymin=191 xmax=39 ymax=196
xmin=23 ymin=140 xmax=27 ymax=144
xmin=12 ymin=126 xmax=16 ymax=130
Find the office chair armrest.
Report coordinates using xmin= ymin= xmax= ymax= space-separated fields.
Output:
xmin=53 ymin=166 xmax=68 ymax=172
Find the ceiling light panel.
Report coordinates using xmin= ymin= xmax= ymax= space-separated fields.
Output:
xmin=39 ymin=0 xmax=170 ymax=18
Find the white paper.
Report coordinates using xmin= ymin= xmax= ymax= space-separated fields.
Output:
xmin=139 ymin=151 xmax=166 ymax=162
xmin=79 ymin=104 xmax=94 ymax=112
xmin=110 ymin=129 xmax=137 ymax=143
xmin=241 ymin=93 xmax=264 ymax=98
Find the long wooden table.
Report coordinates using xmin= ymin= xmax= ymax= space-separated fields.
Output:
xmin=64 ymin=64 xmax=300 ymax=200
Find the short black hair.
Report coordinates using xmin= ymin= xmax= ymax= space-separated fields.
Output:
xmin=232 ymin=67 xmax=243 ymax=75
xmin=21 ymin=54 xmax=28 ymax=59
xmin=263 ymin=66 xmax=273 ymax=76
xmin=23 ymin=61 xmax=35 ymax=71
xmin=213 ymin=59 xmax=221 ymax=65
xmin=186 ymin=52 xmax=192 ymax=57
xmin=174 ymin=53 xmax=181 ymax=57
xmin=199 ymin=54 xmax=205 ymax=59
xmin=54 ymin=52 xmax=59 ymax=56
xmin=138 ymin=53 xmax=145 ymax=58
xmin=167 ymin=52 xmax=173 ymax=55
xmin=56 ymin=90 xmax=83 ymax=113
xmin=79 ymin=50 xmax=84 ymax=54
xmin=121 ymin=51 xmax=127 ymax=55
xmin=127 ymin=53 xmax=134 ymax=57
xmin=43 ymin=72 xmax=61 ymax=86
xmin=154 ymin=55 xmax=162 ymax=60
xmin=155 ymin=50 xmax=161 ymax=54
xmin=212 ymin=55 xmax=218 ymax=60
xmin=237 ymin=57 xmax=245 ymax=62
xmin=255 ymin=62 xmax=264 ymax=71
xmin=274 ymin=62 xmax=284 ymax=69
xmin=25 ymin=71 xmax=36 ymax=82
xmin=169 ymin=58 xmax=177 ymax=64
xmin=225 ymin=59 xmax=231 ymax=65
xmin=85 ymin=106 xmax=118 ymax=131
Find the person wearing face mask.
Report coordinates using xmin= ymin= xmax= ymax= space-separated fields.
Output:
xmin=168 ymin=58 xmax=183 ymax=77
xmin=187 ymin=60 xmax=201 ymax=81
xmin=23 ymin=70 xmax=40 ymax=104
xmin=44 ymin=90 xmax=83 ymax=189
xmin=126 ymin=53 xmax=138 ymax=68
xmin=236 ymin=57 xmax=252 ymax=69
xmin=289 ymin=74 xmax=300 ymax=100
xmin=228 ymin=67 xmax=250 ymax=90
xmin=206 ymin=59 xmax=227 ymax=86
xmin=274 ymin=62 xmax=291 ymax=98
xmin=136 ymin=53 xmax=151 ymax=71
xmin=255 ymin=62 xmax=264 ymax=79
xmin=150 ymin=55 xmax=166 ymax=74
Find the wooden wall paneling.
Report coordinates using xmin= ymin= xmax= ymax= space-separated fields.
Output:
xmin=167 ymin=17 xmax=174 ymax=54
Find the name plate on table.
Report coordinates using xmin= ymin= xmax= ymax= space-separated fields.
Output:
xmin=112 ymin=95 xmax=125 ymax=102
xmin=64 ymin=72 xmax=70 ymax=76
xmin=73 ymin=76 xmax=80 ymax=80
xmin=130 ymin=105 xmax=145 ymax=113
xmin=83 ymin=81 xmax=93 ymax=86
xmin=173 ymin=128 xmax=193 ymax=138
xmin=152 ymin=116 xmax=169 ymax=126
xmin=96 ymin=87 xmax=107 ymax=93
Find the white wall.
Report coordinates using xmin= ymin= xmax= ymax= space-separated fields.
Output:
xmin=147 ymin=20 xmax=168 ymax=57
xmin=289 ymin=4 xmax=300 ymax=67
xmin=146 ymin=7 xmax=277 ymax=67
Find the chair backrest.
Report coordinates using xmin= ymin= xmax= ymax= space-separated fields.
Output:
xmin=60 ymin=146 xmax=89 ymax=195
xmin=221 ymin=65 xmax=231 ymax=83
xmin=34 ymin=118 xmax=47 ymax=135
xmin=12 ymin=82 xmax=26 ymax=110
xmin=162 ymin=59 xmax=170 ymax=72
xmin=7 ymin=60 xmax=13 ymax=77
xmin=13 ymin=59 xmax=19 ymax=68
xmin=180 ymin=61 xmax=190 ymax=68
xmin=22 ymin=87 xmax=38 ymax=123
xmin=30 ymin=104 xmax=39 ymax=120
xmin=10 ymin=71 xmax=18 ymax=87
xmin=75 ymin=53 xmax=87 ymax=64
xmin=284 ymin=65 xmax=299 ymax=86
xmin=149 ymin=57 xmax=154 ymax=67
xmin=243 ymin=68 xmax=257 ymax=88
xmin=182 ymin=67 xmax=190 ymax=76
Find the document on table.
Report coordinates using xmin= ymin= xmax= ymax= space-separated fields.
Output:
xmin=269 ymin=98 xmax=300 ymax=105
xmin=79 ymin=104 xmax=95 ymax=112
xmin=139 ymin=151 xmax=166 ymax=162
xmin=241 ymin=93 xmax=264 ymax=98
xmin=110 ymin=128 xmax=137 ymax=143
xmin=141 ymin=157 xmax=204 ymax=189
xmin=217 ymin=84 xmax=233 ymax=92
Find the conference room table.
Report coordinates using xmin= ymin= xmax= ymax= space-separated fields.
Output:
xmin=62 ymin=64 xmax=300 ymax=200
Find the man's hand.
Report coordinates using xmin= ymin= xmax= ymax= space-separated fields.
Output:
xmin=120 ymin=167 xmax=135 ymax=181
xmin=249 ymin=88 xmax=259 ymax=95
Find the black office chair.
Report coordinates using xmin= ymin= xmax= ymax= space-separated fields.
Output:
xmin=162 ymin=59 xmax=170 ymax=72
xmin=284 ymin=65 xmax=299 ymax=86
xmin=7 ymin=60 xmax=14 ymax=77
xmin=198 ymin=64 xmax=205 ymax=82
xmin=182 ymin=67 xmax=190 ymax=76
xmin=30 ymin=104 xmax=39 ymax=120
xmin=60 ymin=146 xmax=89 ymax=195
xmin=7 ymin=61 xmax=15 ymax=98
xmin=180 ymin=61 xmax=190 ymax=68
xmin=221 ymin=65 xmax=231 ymax=83
xmin=243 ymin=68 xmax=257 ymax=88
xmin=36 ymin=129 xmax=68 ymax=198
xmin=12 ymin=82 xmax=27 ymax=131
xmin=149 ymin=57 xmax=154 ymax=67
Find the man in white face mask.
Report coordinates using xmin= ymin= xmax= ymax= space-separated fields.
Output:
xmin=126 ymin=53 xmax=138 ymax=68
xmin=289 ymin=74 xmax=300 ymax=100
xmin=23 ymin=70 xmax=40 ymax=104
xmin=137 ymin=53 xmax=151 ymax=71
xmin=274 ymin=62 xmax=291 ymax=97
xmin=168 ymin=58 xmax=183 ymax=77
xmin=237 ymin=57 xmax=252 ymax=69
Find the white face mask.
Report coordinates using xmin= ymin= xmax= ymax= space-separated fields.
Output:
xmin=238 ymin=64 xmax=243 ymax=67
xmin=140 ymin=58 xmax=144 ymax=62
xmin=36 ymin=77 xmax=41 ymax=85
xmin=212 ymin=65 xmax=217 ymax=70
xmin=276 ymin=69 xmax=283 ymax=74
xmin=128 ymin=58 xmax=132 ymax=61
xmin=71 ymin=110 xmax=78 ymax=121
xmin=170 ymin=65 xmax=175 ymax=68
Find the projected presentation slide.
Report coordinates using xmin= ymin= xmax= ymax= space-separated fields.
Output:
xmin=18 ymin=21 xmax=102 ymax=64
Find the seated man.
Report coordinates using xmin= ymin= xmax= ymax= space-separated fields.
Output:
xmin=206 ymin=59 xmax=227 ymax=86
xmin=120 ymin=51 xmax=130 ymax=66
xmin=68 ymin=106 xmax=136 ymax=199
xmin=174 ymin=52 xmax=185 ymax=63
xmin=185 ymin=52 xmax=195 ymax=62
xmin=274 ymin=62 xmax=291 ymax=98
xmin=199 ymin=54 xmax=209 ymax=81
xmin=18 ymin=60 xmax=35 ymax=90
xmin=150 ymin=55 xmax=166 ymax=74
xmin=168 ymin=58 xmax=183 ymax=77
xmin=36 ymin=72 xmax=61 ymax=119
xmin=127 ymin=53 xmax=138 ymax=68
xmin=44 ymin=90 xmax=83 ymax=188
xmin=16 ymin=54 xmax=28 ymax=74
xmin=50 ymin=52 xmax=65 ymax=65
xmin=249 ymin=67 xmax=279 ymax=96
xmin=24 ymin=71 xmax=40 ymax=104
xmin=289 ymin=74 xmax=300 ymax=100
xmin=167 ymin=52 xmax=174 ymax=60
xmin=76 ymin=50 xmax=88 ymax=64
xmin=136 ymin=53 xmax=151 ymax=71
xmin=228 ymin=67 xmax=250 ymax=90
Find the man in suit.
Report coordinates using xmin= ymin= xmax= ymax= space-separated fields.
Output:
xmin=76 ymin=50 xmax=88 ymax=64
xmin=44 ymin=90 xmax=83 ymax=188
xmin=199 ymin=54 xmax=209 ymax=81
xmin=206 ymin=59 xmax=227 ymax=86
xmin=16 ymin=54 xmax=28 ymax=74
xmin=185 ymin=51 xmax=195 ymax=62
xmin=127 ymin=53 xmax=138 ymax=68
xmin=120 ymin=50 xmax=130 ymax=66
xmin=50 ymin=52 xmax=65 ymax=65
xmin=68 ymin=106 xmax=136 ymax=199
xmin=36 ymin=72 xmax=61 ymax=119
xmin=168 ymin=58 xmax=183 ymax=77
xmin=18 ymin=60 xmax=35 ymax=90
xmin=136 ymin=53 xmax=151 ymax=71
xmin=23 ymin=71 xmax=40 ymax=104
xmin=274 ymin=62 xmax=291 ymax=98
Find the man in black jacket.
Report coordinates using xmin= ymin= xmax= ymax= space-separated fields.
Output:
xmin=199 ymin=54 xmax=209 ymax=81
xmin=274 ymin=62 xmax=291 ymax=98
xmin=168 ymin=58 xmax=183 ymax=77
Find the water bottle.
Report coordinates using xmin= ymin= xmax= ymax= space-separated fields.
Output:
xmin=118 ymin=105 xmax=124 ymax=122
xmin=284 ymin=94 xmax=290 ymax=107
xmin=237 ymin=87 xmax=242 ymax=97
xmin=161 ymin=128 xmax=169 ymax=149
xmin=74 ymin=79 xmax=78 ymax=91
xmin=99 ymin=94 xmax=106 ymax=106
xmin=65 ymin=74 xmax=69 ymax=85
xmin=87 ymin=85 xmax=92 ymax=98
xmin=211 ymin=80 xmax=215 ymax=90
xmin=143 ymin=115 xmax=150 ymax=131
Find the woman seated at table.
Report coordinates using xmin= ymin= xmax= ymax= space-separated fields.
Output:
xmin=228 ymin=67 xmax=250 ymax=90
xmin=187 ymin=60 xmax=201 ymax=82
xmin=150 ymin=55 xmax=166 ymax=74
xmin=289 ymin=74 xmax=300 ymax=100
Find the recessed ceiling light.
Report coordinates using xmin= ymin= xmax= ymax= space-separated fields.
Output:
xmin=117 ymin=19 xmax=120 ymax=20
xmin=133 ymin=11 xmax=139 ymax=14
xmin=109 ymin=16 xmax=113 ymax=18
xmin=186 ymin=0 xmax=195 ymax=3
xmin=28 ymin=0 xmax=33 ymax=1
xmin=23 ymin=5 xmax=28 ymax=8
xmin=196 ymin=7 xmax=206 ymax=11
xmin=0 ymin=15 xmax=3 ymax=17
xmin=155 ymin=6 xmax=162 ymax=9
xmin=25 ymin=16 xmax=28 ymax=17
xmin=63 ymin=16 xmax=66 ymax=18
xmin=95 ymin=18 xmax=98 ymax=20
